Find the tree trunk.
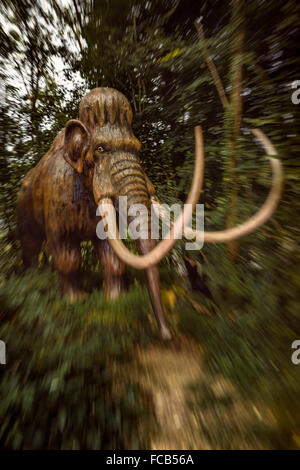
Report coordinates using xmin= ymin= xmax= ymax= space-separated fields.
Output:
xmin=225 ymin=0 xmax=245 ymax=263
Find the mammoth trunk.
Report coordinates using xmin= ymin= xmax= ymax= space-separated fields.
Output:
xmin=111 ymin=153 xmax=152 ymax=240
xmin=112 ymin=155 xmax=150 ymax=207
xmin=136 ymin=238 xmax=172 ymax=340
xmin=112 ymin=160 xmax=172 ymax=340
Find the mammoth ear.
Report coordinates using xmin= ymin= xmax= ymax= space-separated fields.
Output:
xmin=63 ymin=119 xmax=90 ymax=174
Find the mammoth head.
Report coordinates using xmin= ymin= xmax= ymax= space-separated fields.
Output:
xmin=63 ymin=87 xmax=154 ymax=203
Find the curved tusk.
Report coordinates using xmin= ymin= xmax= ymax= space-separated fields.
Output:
xmin=98 ymin=126 xmax=205 ymax=269
xmin=152 ymin=128 xmax=283 ymax=244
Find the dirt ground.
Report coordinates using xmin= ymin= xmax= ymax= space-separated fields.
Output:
xmin=133 ymin=336 xmax=270 ymax=450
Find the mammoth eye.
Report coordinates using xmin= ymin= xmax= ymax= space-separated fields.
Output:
xmin=96 ymin=145 xmax=106 ymax=153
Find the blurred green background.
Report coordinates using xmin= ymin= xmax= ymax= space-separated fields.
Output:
xmin=0 ymin=0 xmax=299 ymax=449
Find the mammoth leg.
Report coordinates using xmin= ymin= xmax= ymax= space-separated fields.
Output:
xmin=94 ymin=239 xmax=125 ymax=300
xmin=20 ymin=231 xmax=44 ymax=268
xmin=137 ymin=239 xmax=172 ymax=341
xmin=49 ymin=237 xmax=83 ymax=301
xmin=18 ymin=205 xmax=44 ymax=268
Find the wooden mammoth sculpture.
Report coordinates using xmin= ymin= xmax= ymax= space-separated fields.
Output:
xmin=17 ymin=87 xmax=282 ymax=339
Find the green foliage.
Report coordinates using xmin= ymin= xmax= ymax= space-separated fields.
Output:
xmin=178 ymin=237 xmax=300 ymax=448
xmin=0 ymin=268 xmax=158 ymax=449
